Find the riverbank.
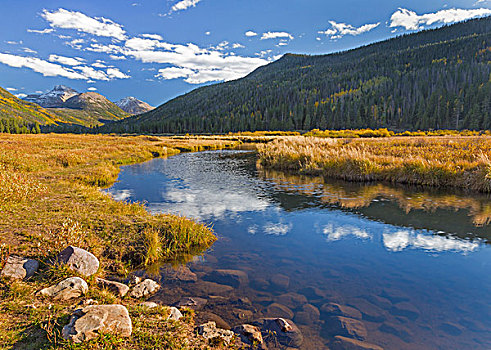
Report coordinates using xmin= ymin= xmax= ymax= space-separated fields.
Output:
xmin=258 ymin=136 xmax=491 ymax=192
xmin=0 ymin=133 xmax=242 ymax=349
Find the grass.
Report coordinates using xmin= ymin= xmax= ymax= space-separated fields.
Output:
xmin=0 ymin=133 xmax=241 ymax=349
xmin=257 ymin=136 xmax=491 ymax=192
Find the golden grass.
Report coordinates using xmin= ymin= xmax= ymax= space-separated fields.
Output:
xmin=257 ymin=136 xmax=491 ymax=192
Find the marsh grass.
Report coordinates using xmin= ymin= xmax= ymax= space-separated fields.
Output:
xmin=0 ymin=133 xmax=240 ymax=349
xmin=258 ymin=136 xmax=491 ymax=192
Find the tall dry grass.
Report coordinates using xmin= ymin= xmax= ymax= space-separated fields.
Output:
xmin=258 ymin=136 xmax=491 ymax=192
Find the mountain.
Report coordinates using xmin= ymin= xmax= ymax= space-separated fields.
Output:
xmin=0 ymin=86 xmax=62 ymax=126
xmin=103 ymin=17 xmax=491 ymax=134
xmin=49 ymin=92 xmax=129 ymax=127
xmin=23 ymin=85 xmax=79 ymax=108
xmin=115 ymin=97 xmax=154 ymax=115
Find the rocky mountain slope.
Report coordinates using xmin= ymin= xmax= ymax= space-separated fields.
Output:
xmin=115 ymin=96 xmax=154 ymax=115
xmin=23 ymin=85 xmax=78 ymax=108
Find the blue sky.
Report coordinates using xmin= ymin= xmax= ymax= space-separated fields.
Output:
xmin=0 ymin=0 xmax=490 ymax=106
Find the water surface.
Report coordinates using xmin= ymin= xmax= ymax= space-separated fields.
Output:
xmin=108 ymin=150 xmax=490 ymax=349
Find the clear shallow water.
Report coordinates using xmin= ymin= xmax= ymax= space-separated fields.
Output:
xmin=108 ymin=150 xmax=491 ymax=349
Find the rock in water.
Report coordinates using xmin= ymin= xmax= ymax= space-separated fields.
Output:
xmin=254 ymin=318 xmax=303 ymax=348
xmin=233 ymin=324 xmax=265 ymax=347
xmin=96 ymin=278 xmax=129 ymax=297
xmin=197 ymin=321 xmax=235 ymax=345
xmin=58 ymin=246 xmax=99 ymax=277
xmin=327 ymin=316 xmax=368 ymax=340
xmin=204 ymin=269 xmax=248 ymax=288
xmin=62 ymin=305 xmax=132 ymax=342
xmin=129 ymin=279 xmax=160 ymax=298
xmin=40 ymin=277 xmax=88 ymax=301
xmin=175 ymin=296 xmax=207 ymax=310
xmin=331 ymin=336 xmax=384 ymax=350
xmin=0 ymin=256 xmax=38 ymax=280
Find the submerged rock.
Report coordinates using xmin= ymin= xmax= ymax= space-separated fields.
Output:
xmin=197 ymin=321 xmax=235 ymax=345
xmin=62 ymin=304 xmax=132 ymax=342
xmin=327 ymin=316 xmax=368 ymax=341
xmin=233 ymin=324 xmax=265 ymax=348
xmin=175 ymin=296 xmax=207 ymax=310
xmin=253 ymin=318 xmax=303 ymax=348
xmin=39 ymin=277 xmax=88 ymax=301
xmin=204 ymin=269 xmax=248 ymax=288
xmin=129 ymin=279 xmax=160 ymax=298
xmin=331 ymin=336 xmax=384 ymax=350
xmin=266 ymin=302 xmax=294 ymax=319
xmin=270 ymin=274 xmax=290 ymax=290
xmin=58 ymin=246 xmax=99 ymax=277
xmin=295 ymin=304 xmax=321 ymax=325
xmin=321 ymin=303 xmax=362 ymax=320
xmin=160 ymin=266 xmax=197 ymax=283
xmin=96 ymin=278 xmax=129 ymax=297
xmin=0 ymin=255 xmax=38 ymax=280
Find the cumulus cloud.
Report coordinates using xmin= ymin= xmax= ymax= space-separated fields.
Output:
xmin=0 ymin=52 xmax=88 ymax=79
xmin=141 ymin=33 xmax=163 ymax=40
xmin=245 ymin=30 xmax=258 ymax=37
xmin=41 ymin=8 xmax=126 ymax=40
xmin=264 ymin=222 xmax=292 ymax=236
xmin=6 ymin=87 xmax=17 ymax=91
xmin=323 ymin=223 xmax=371 ymax=241
xmin=171 ymin=0 xmax=202 ymax=13
xmin=382 ymin=230 xmax=479 ymax=253
xmin=156 ymin=67 xmax=194 ymax=80
xmin=106 ymin=67 xmax=130 ymax=79
xmin=390 ymin=8 xmax=491 ymax=31
xmin=15 ymin=93 xmax=28 ymax=99
xmin=87 ymin=87 xmax=97 ymax=91
xmin=48 ymin=54 xmax=85 ymax=66
xmin=261 ymin=31 xmax=294 ymax=40
xmin=27 ymin=28 xmax=54 ymax=34
xmin=318 ymin=21 xmax=380 ymax=39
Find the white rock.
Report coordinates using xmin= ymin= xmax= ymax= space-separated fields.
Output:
xmin=40 ymin=277 xmax=88 ymax=301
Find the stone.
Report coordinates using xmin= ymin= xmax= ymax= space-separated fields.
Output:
xmin=251 ymin=278 xmax=270 ymax=290
xmin=204 ymin=269 xmax=248 ymax=288
xmin=198 ymin=312 xmax=231 ymax=330
xmin=233 ymin=324 xmax=265 ymax=348
xmin=129 ymin=279 xmax=160 ymax=298
xmin=327 ymin=316 xmax=367 ymax=341
xmin=331 ymin=336 xmax=384 ymax=350
xmin=388 ymin=302 xmax=419 ymax=321
xmin=167 ymin=306 xmax=183 ymax=321
xmin=139 ymin=301 xmax=159 ymax=308
xmin=380 ymin=289 xmax=409 ymax=304
xmin=160 ymin=266 xmax=197 ymax=283
xmin=129 ymin=275 xmax=142 ymax=285
xmin=175 ymin=296 xmax=207 ymax=310
xmin=362 ymin=295 xmax=392 ymax=310
xmin=58 ymin=246 xmax=99 ymax=277
xmin=321 ymin=303 xmax=362 ymax=320
xmin=298 ymin=286 xmax=326 ymax=300
xmin=266 ymin=303 xmax=294 ymax=319
xmin=276 ymin=292 xmax=308 ymax=309
xmin=295 ymin=304 xmax=320 ymax=325
xmin=379 ymin=322 xmax=412 ymax=342
xmin=0 ymin=255 xmax=39 ymax=280
xmin=96 ymin=278 xmax=129 ymax=297
xmin=62 ymin=304 xmax=132 ymax=342
xmin=254 ymin=318 xmax=303 ymax=348
xmin=194 ymin=281 xmax=234 ymax=295
xmin=349 ymin=299 xmax=386 ymax=323
xmin=270 ymin=274 xmax=289 ymax=290
xmin=197 ymin=321 xmax=235 ymax=345
xmin=40 ymin=277 xmax=88 ymax=301
xmin=233 ymin=308 xmax=254 ymax=321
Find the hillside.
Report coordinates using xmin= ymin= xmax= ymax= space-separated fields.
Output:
xmin=0 ymin=87 xmax=62 ymax=126
xmin=104 ymin=17 xmax=491 ymax=134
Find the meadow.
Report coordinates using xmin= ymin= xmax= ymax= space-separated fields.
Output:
xmin=258 ymin=135 xmax=491 ymax=192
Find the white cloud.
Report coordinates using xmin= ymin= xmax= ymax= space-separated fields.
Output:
xmin=22 ymin=48 xmax=38 ymax=54
xmin=171 ymin=0 xmax=202 ymax=13
xmin=48 ymin=54 xmax=85 ymax=66
xmin=205 ymin=31 xmax=211 ymax=35
xmin=232 ymin=43 xmax=245 ymax=49
xmin=0 ymin=52 xmax=89 ymax=80
xmin=87 ymin=87 xmax=97 ymax=91
xmin=390 ymin=8 xmax=491 ymax=31
xmin=27 ymin=28 xmax=54 ymax=34
xmin=318 ymin=21 xmax=380 ymax=39
xmin=264 ymin=222 xmax=292 ymax=236
xmin=92 ymin=62 xmax=107 ymax=68
xmin=6 ymin=87 xmax=17 ymax=91
xmin=110 ymin=55 xmax=127 ymax=60
xmin=323 ymin=223 xmax=371 ymax=241
xmin=245 ymin=31 xmax=258 ymax=37
xmin=141 ymin=33 xmax=163 ymax=40
xmin=156 ymin=67 xmax=194 ymax=80
xmin=382 ymin=230 xmax=479 ymax=253
xmin=261 ymin=31 xmax=294 ymax=40
xmin=106 ymin=67 xmax=130 ymax=79
xmin=41 ymin=8 xmax=126 ymax=40
xmin=15 ymin=93 xmax=27 ymax=99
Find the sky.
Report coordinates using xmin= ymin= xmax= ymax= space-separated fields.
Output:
xmin=0 ymin=0 xmax=490 ymax=106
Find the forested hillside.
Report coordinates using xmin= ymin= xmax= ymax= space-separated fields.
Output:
xmin=102 ymin=17 xmax=491 ymax=134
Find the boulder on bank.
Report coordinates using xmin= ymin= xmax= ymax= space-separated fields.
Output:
xmin=0 ymin=255 xmax=38 ymax=280
xmin=197 ymin=321 xmax=235 ymax=345
xmin=58 ymin=246 xmax=99 ymax=277
xmin=233 ymin=324 xmax=265 ymax=348
xmin=129 ymin=279 xmax=160 ymax=298
xmin=96 ymin=278 xmax=129 ymax=297
xmin=62 ymin=304 xmax=132 ymax=342
xmin=39 ymin=277 xmax=88 ymax=301
xmin=167 ymin=306 xmax=183 ymax=321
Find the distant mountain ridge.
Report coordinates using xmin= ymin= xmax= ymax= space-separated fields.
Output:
xmin=115 ymin=96 xmax=154 ymax=115
xmin=24 ymin=85 xmax=78 ymax=108
xmin=101 ymin=17 xmax=491 ymax=133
